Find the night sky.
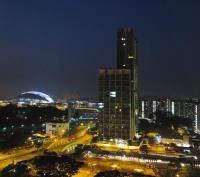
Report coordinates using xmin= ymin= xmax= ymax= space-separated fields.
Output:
xmin=0 ymin=0 xmax=200 ymax=99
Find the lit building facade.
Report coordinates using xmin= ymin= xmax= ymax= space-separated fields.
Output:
xmin=99 ymin=69 xmax=132 ymax=140
xmin=46 ymin=121 xmax=69 ymax=137
xmin=139 ymin=97 xmax=200 ymax=133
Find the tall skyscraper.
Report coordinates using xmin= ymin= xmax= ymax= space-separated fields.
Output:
xmin=117 ymin=28 xmax=139 ymax=137
xmin=98 ymin=27 xmax=138 ymax=140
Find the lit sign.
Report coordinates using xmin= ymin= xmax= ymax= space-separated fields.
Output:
xmin=110 ymin=91 xmax=116 ymax=98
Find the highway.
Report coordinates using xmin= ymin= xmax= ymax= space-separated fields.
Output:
xmin=0 ymin=127 xmax=92 ymax=171
xmin=74 ymin=157 xmax=156 ymax=176
xmin=0 ymin=147 xmax=43 ymax=170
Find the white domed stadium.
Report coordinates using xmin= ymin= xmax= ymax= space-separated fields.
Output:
xmin=15 ymin=91 xmax=54 ymax=105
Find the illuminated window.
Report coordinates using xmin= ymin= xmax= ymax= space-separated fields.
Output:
xmin=128 ymin=56 xmax=134 ymax=59
xmin=123 ymin=43 xmax=126 ymax=46
xmin=121 ymin=37 xmax=125 ymax=41
xmin=110 ymin=91 xmax=116 ymax=97
xmin=195 ymin=105 xmax=198 ymax=133
xmin=171 ymin=101 xmax=174 ymax=115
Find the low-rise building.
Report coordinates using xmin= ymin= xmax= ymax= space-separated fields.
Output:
xmin=46 ymin=121 xmax=69 ymax=137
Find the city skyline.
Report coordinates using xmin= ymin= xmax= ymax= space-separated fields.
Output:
xmin=1 ymin=1 xmax=200 ymax=176
xmin=0 ymin=0 xmax=200 ymax=98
